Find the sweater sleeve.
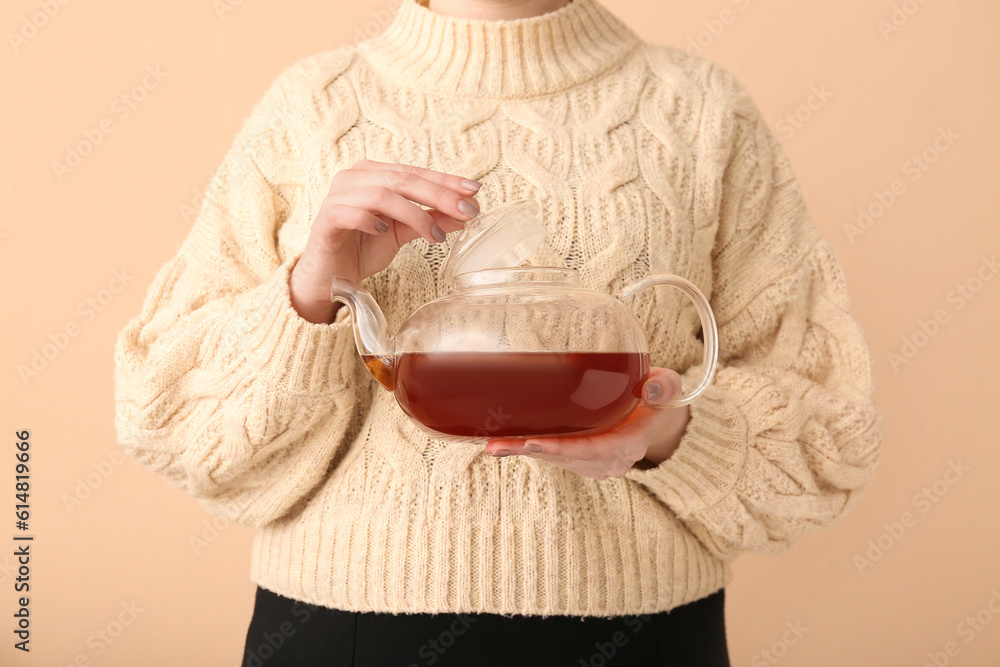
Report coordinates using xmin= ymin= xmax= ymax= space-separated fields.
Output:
xmin=625 ymin=81 xmax=883 ymax=561
xmin=113 ymin=62 xmax=363 ymax=527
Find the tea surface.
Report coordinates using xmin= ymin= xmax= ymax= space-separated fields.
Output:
xmin=365 ymin=351 xmax=650 ymax=437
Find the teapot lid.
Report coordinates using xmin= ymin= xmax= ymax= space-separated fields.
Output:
xmin=439 ymin=198 xmax=545 ymax=285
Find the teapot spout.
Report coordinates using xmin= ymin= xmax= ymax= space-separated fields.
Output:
xmin=330 ymin=277 xmax=395 ymax=391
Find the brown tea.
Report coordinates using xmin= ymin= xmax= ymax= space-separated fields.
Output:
xmin=363 ymin=351 xmax=649 ymax=437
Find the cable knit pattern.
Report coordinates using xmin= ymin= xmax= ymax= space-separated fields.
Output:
xmin=113 ymin=0 xmax=882 ymax=617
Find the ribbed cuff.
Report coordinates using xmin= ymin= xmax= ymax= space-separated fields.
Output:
xmin=625 ymin=373 xmax=748 ymax=518
xmin=234 ymin=254 xmax=359 ymax=396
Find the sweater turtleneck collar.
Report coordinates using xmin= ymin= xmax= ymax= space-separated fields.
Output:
xmin=357 ymin=0 xmax=641 ymax=100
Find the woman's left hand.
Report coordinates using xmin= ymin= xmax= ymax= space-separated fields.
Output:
xmin=484 ymin=367 xmax=692 ymax=480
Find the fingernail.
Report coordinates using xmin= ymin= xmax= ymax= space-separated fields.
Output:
xmin=492 ymin=449 xmax=512 ymax=457
xmin=644 ymin=382 xmax=661 ymax=401
xmin=375 ymin=218 xmax=389 ymax=233
xmin=457 ymin=199 xmax=480 ymax=220
xmin=431 ymin=224 xmax=447 ymax=243
xmin=524 ymin=443 xmax=543 ymax=453
xmin=460 ymin=179 xmax=482 ymax=193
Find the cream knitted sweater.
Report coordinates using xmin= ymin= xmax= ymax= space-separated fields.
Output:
xmin=113 ymin=0 xmax=882 ymax=617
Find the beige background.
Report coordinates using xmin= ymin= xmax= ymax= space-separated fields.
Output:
xmin=2 ymin=0 xmax=998 ymax=664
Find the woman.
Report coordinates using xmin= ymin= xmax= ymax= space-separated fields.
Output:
xmin=113 ymin=0 xmax=882 ymax=664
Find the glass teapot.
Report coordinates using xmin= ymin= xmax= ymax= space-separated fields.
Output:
xmin=331 ymin=199 xmax=718 ymax=443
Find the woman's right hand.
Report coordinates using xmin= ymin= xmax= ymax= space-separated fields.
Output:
xmin=288 ymin=159 xmax=482 ymax=324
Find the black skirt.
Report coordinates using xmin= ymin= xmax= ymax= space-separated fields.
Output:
xmin=242 ymin=585 xmax=730 ymax=666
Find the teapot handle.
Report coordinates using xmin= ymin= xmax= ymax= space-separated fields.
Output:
xmin=617 ymin=275 xmax=719 ymax=407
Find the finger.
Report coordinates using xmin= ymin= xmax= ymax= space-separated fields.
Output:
xmin=351 ymin=159 xmax=482 ymax=196
xmin=485 ymin=438 xmax=635 ymax=481
xmin=640 ymin=367 xmax=683 ymax=405
xmin=332 ymin=187 xmax=444 ymax=244
xmin=484 ymin=438 xmax=527 ymax=456
xmin=313 ymin=205 xmax=394 ymax=244
xmin=486 ymin=436 xmax=594 ymax=462
xmin=335 ymin=167 xmax=481 ymax=223
xmin=524 ymin=435 xmax=648 ymax=478
xmin=435 ymin=211 xmax=467 ymax=232
xmin=521 ymin=437 xmax=603 ymax=462
xmin=390 ymin=209 xmax=464 ymax=246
